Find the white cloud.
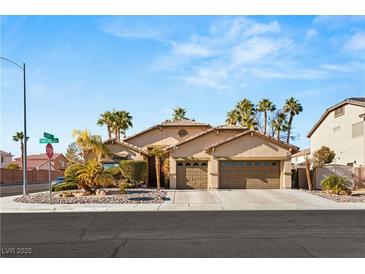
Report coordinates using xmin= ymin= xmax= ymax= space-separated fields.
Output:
xmin=230 ymin=37 xmax=292 ymax=65
xmin=344 ymin=32 xmax=365 ymax=51
xmin=172 ymin=42 xmax=214 ymax=57
xmin=306 ymin=28 xmax=317 ymax=38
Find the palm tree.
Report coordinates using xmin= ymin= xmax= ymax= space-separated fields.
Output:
xmin=149 ymin=146 xmax=167 ymax=190
xmin=12 ymin=131 xmax=28 ymax=169
xmin=112 ymin=110 xmax=133 ymax=140
xmin=283 ymin=97 xmax=303 ymax=143
xmin=172 ymin=107 xmax=187 ymax=121
xmin=77 ymin=159 xmax=112 ymax=194
xmin=72 ymin=129 xmax=109 ymax=161
xmin=257 ymin=99 xmax=276 ymax=135
xmin=97 ymin=111 xmax=114 ymax=139
xmin=271 ymin=112 xmax=287 ymax=141
xmin=227 ymin=98 xmax=257 ymax=129
xmin=226 ymin=110 xmax=239 ymax=125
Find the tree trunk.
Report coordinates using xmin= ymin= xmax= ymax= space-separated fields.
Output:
xmin=114 ymin=128 xmax=118 ymax=140
xmin=276 ymin=130 xmax=280 ymax=141
xmin=305 ymin=157 xmax=313 ymax=191
xmin=107 ymin=126 xmax=112 ymax=139
xmin=20 ymin=142 xmax=24 ymax=169
xmin=155 ymin=156 xmax=161 ymax=190
xmin=286 ymin=114 xmax=293 ymax=143
xmin=264 ymin=111 xmax=267 ymax=135
xmin=79 ymin=182 xmax=95 ymax=195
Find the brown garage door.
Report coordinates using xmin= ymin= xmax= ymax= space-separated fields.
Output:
xmin=219 ymin=160 xmax=280 ymax=189
xmin=177 ymin=161 xmax=208 ymax=189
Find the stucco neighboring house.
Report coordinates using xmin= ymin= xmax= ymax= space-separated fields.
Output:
xmin=291 ymin=148 xmax=310 ymax=167
xmin=307 ymin=97 xmax=365 ymax=167
xmin=105 ymin=119 xmax=299 ymax=189
xmin=0 ymin=150 xmax=14 ymax=168
xmin=13 ymin=153 xmax=68 ymax=171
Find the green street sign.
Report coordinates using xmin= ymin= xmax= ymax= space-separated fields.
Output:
xmin=44 ymin=132 xmax=54 ymax=140
xmin=39 ymin=138 xmax=59 ymax=144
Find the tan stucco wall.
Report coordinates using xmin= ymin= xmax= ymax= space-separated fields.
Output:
xmin=126 ymin=126 xmax=209 ymax=149
xmin=169 ymin=156 xmax=177 ymax=189
xmin=170 ymin=131 xmax=293 ymax=189
xmin=212 ymin=133 xmax=291 ymax=159
xmin=170 ymin=130 xmax=240 ymax=159
xmin=310 ymin=104 xmax=365 ymax=167
xmin=103 ymin=143 xmax=144 ymax=161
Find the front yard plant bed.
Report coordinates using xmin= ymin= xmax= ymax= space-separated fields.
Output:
xmin=14 ymin=188 xmax=167 ymax=204
xmin=304 ymin=190 xmax=365 ymax=203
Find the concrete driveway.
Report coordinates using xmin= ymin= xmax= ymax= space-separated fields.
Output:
xmin=1 ymin=189 xmax=365 ymax=212
xmin=161 ymin=189 xmax=365 ymax=210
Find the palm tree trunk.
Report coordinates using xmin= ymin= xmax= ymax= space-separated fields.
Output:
xmin=155 ymin=157 xmax=161 ymax=190
xmin=79 ymin=182 xmax=95 ymax=194
xmin=264 ymin=111 xmax=267 ymax=135
xmin=286 ymin=114 xmax=293 ymax=143
xmin=276 ymin=130 xmax=280 ymax=141
xmin=20 ymin=142 xmax=24 ymax=169
xmin=107 ymin=126 xmax=112 ymax=139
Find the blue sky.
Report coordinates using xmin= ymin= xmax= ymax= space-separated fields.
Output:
xmin=1 ymin=16 xmax=365 ymax=157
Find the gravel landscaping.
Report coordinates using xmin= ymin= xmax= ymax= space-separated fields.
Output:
xmin=13 ymin=188 xmax=167 ymax=204
xmin=304 ymin=190 xmax=365 ymax=203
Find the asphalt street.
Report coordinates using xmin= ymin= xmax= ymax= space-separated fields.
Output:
xmin=0 ymin=183 xmax=49 ymax=197
xmin=1 ymin=210 xmax=365 ymax=257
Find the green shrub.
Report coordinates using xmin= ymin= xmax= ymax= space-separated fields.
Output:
xmin=119 ymin=160 xmax=147 ymax=185
xmin=119 ymin=180 xmax=135 ymax=189
xmin=53 ymin=182 xmax=78 ymax=192
xmin=321 ymin=175 xmax=352 ymax=195
xmin=119 ymin=185 xmax=128 ymax=194
xmin=64 ymin=163 xmax=82 ymax=183
xmin=6 ymin=163 xmax=20 ymax=170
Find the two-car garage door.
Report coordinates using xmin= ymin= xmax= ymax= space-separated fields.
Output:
xmin=219 ymin=160 xmax=280 ymax=189
xmin=176 ymin=160 xmax=281 ymax=189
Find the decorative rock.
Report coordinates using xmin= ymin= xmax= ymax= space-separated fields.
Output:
xmin=13 ymin=188 xmax=167 ymax=204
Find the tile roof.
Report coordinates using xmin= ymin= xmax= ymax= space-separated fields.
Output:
xmin=14 ymin=153 xmax=62 ymax=161
xmin=292 ymin=148 xmax=311 ymax=157
xmin=164 ymin=125 xmax=248 ymax=151
xmin=124 ymin=119 xmax=211 ymax=141
xmin=0 ymin=150 xmax=13 ymax=156
xmin=103 ymin=138 xmax=147 ymax=155
xmin=204 ymin=130 xmax=300 ymax=152
xmin=12 ymin=159 xmax=56 ymax=170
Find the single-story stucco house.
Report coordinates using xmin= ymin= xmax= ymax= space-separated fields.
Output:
xmin=103 ymin=120 xmax=299 ymax=189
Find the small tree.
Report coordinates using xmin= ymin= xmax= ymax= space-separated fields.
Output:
xmin=6 ymin=163 xmax=20 ymax=170
xmin=312 ymin=146 xmax=335 ymax=168
xmin=76 ymin=159 xmax=112 ymax=194
xmin=65 ymin=142 xmax=82 ymax=164
xmin=149 ymin=146 xmax=167 ymax=190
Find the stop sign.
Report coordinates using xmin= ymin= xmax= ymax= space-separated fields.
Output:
xmin=46 ymin=143 xmax=54 ymax=159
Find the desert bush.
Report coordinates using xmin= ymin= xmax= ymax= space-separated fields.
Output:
xmin=64 ymin=163 xmax=82 ymax=184
xmin=53 ymin=182 xmax=78 ymax=192
xmin=119 ymin=185 xmax=128 ymax=194
xmin=321 ymin=175 xmax=352 ymax=195
xmin=119 ymin=180 xmax=135 ymax=189
xmin=119 ymin=160 xmax=147 ymax=186
xmin=6 ymin=163 xmax=20 ymax=170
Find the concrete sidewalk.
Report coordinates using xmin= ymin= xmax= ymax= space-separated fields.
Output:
xmin=1 ymin=189 xmax=365 ymax=213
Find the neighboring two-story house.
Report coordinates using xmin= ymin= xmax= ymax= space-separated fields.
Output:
xmin=307 ymin=97 xmax=365 ymax=167
xmin=0 ymin=150 xmax=14 ymax=168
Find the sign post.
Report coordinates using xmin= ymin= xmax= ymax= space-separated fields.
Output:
xmin=46 ymin=143 xmax=54 ymax=204
xmin=39 ymin=132 xmax=59 ymax=205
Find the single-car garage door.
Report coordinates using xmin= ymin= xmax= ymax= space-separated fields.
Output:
xmin=177 ymin=161 xmax=208 ymax=189
xmin=219 ymin=160 xmax=280 ymax=189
